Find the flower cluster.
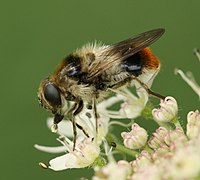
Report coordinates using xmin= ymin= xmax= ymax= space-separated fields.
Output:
xmin=35 ymin=50 xmax=200 ymax=179
xmin=93 ymin=107 xmax=200 ymax=180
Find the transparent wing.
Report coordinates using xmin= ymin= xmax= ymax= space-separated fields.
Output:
xmin=88 ymin=28 xmax=165 ymax=79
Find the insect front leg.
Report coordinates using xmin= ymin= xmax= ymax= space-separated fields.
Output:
xmin=64 ymin=100 xmax=90 ymax=150
xmin=73 ymin=100 xmax=90 ymax=139
xmin=71 ymin=100 xmax=84 ymax=150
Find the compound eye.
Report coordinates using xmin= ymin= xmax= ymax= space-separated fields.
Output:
xmin=44 ymin=83 xmax=61 ymax=106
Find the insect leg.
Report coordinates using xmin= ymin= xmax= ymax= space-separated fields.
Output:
xmin=76 ymin=123 xmax=89 ymax=138
xmin=107 ymin=77 xmax=132 ymax=89
xmin=65 ymin=102 xmax=78 ymax=117
xmin=63 ymin=101 xmax=89 ymax=149
xmin=93 ymin=98 xmax=98 ymax=134
xmin=72 ymin=100 xmax=84 ymax=150
xmin=132 ymin=76 xmax=166 ymax=100
xmin=71 ymin=116 xmax=77 ymax=151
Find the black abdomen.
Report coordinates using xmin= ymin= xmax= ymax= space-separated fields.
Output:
xmin=120 ymin=51 xmax=143 ymax=76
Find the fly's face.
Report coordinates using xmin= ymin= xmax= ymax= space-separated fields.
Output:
xmin=38 ymin=78 xmax=67 ymax=123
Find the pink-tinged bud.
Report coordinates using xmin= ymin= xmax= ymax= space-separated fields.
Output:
xmin=117 ymin=160 xmax=133 ymax=175
xmin=93 ymin=160 xmax=132 ymax=180
xmin=130 ymin=150 xmax=152 ymax=172
xmin=152 ymin=144 xmax=171 ymax=160
xmin=148 ymin=127 xmax=168 ymax=149
xmin=165 ymin=127 xmax=187 ymax=150
xmin=121 ymin=123 xmax=148 ymax=150
xmin=152 ymin=96 xmax=178 ymax=123
xmin=187 ymin=110 xmax=200 ymax=139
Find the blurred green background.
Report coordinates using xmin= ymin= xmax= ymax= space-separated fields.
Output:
xmin=0 ymin=0 xmax=199 ymax=179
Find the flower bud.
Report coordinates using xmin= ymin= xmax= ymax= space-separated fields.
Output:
xmin=152 ymin=144 xmax=170 ymax=160
xmin=165 ymin=127 xmax=187 ymax=150
xmin=186 ymin=110 xmax=200 ymax=139
xmin=93 ymin=160 xmax=132 ymax=180
xmin=148 ymin=127 xmax=168 ymax=149
xmin=121 ymin=123 xmax=148 ymax=150
xmin=152 ymin=96 xmax=178 ymax=123
xmin=131 ymin=150 xmax=152 ymax=172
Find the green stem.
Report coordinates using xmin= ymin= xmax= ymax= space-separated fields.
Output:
xmin=115 ymin=143 xmax=139 ymax=158
xmin=172 ymin=116 xmax=184 ymax=132
xmin=106 ymin=133 xmax=138 ymax=158
xmin=143 ymin=144 xmax=153 ymax=153
xmin=156 ymin=121 xmax=174 ymax=130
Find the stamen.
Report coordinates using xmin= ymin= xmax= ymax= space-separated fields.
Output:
xmin=57 ymin=135 xmax=72 ymax=152
xmin=51 ymin=124 xmax=58 ymax=133
xmin=193 ymin=48 xmax=200 ymax=62
xmin=39 ymin=162 xmax=48 ymax=169
xmin=109 ymin=120 xmax=134 ymax=127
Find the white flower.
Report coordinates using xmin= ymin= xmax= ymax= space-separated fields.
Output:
xmin=164 ymin=127 xmax=187 ymax=150
xmin=187 ymin=110 xmax=200 ymax=139
xmin=118 ymin=87 xmax=148 ymax=119
xmin=121 ymin=123 xmax=148 ymax=150
xmin=98 ymin=83 xmax=148 ymax=120
xmin=35 ymin=103 xmax=110 ymax=171
xmin=131 ymin=150 xmax=152 ymax=172
xmin=175 ymin=68 xmax=200 ymax=99
xmin=48 ymin=138 xmax=100 ymax=170
xmin=148 ymin=127 xmax=169 ymax=149
xmin=164 ymin=139 xmax=200 ymax=179
xmin=175 ymin=49 xmax=200 ymax=99
xmin=131 ymin=164 xmax=163 ymax=180
xmin=152 ymin=96 xmax=178 ymax=123
xmin=131 ymin=127 xmax=200 ymax=180
xmin=93 ymin=160 xmax=133 ymax=180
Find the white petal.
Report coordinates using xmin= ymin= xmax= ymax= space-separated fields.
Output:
xmin=34 ymin=144 xmax=68 ymax=153
xmin=49 ymin=140 xmax=100 ymax=171
xmin=47 ymin=117 xmax=80 ymax=137
xmin=49 ymin=153 xmax=80 ymax=170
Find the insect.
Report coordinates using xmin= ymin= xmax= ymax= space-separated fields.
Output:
xmin=38 ymin=28 xmax=165 ymax=149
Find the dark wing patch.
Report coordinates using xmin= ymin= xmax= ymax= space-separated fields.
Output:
xmin=88 ymin=28 xmax=165 ymax=79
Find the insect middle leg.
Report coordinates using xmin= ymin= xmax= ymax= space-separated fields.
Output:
xmin=108 ymin=77 xmax=132 ymax=89
xmin=93 ymin=98 xmax=98 ymax=134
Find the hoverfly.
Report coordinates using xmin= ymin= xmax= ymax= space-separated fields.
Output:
xmin=38 ymin=28 xmax=165 ymax=149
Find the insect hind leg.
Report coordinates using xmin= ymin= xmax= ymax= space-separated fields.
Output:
xmin=132 ymin=76 xmax=166 ymax=100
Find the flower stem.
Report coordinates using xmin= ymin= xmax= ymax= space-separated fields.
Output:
xmin=172 ymin=116 xmax=184 ymax=132
xmin=155 ymin=121 xmax=174 ymax=130
xmin=106 ymin=133 xmax=138 ymax=158
xmin=143 ymin=144 xmax=153 ymax=153
xmin=114 ymin=143 xmax=139 ymax=158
